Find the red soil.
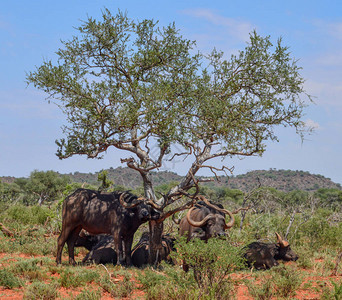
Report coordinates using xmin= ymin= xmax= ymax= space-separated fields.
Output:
xmin=0 ymin=253 xmax=341 ymax=299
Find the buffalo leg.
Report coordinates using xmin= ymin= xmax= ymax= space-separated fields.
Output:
xmin=113 ymin=232 xmax=124 ymax=265
xmin=123 ymin=236 xmax=134 ymax=266
xmin=66 ymin=226 xmax=82 ymax=265
xmin=56 ymin=225 xmax=75 ymax=264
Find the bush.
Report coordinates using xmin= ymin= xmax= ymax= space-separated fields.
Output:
xmin=0 ymin=268 xmax=23 ymax=289
xmin=5 ymin=205 xmax=51 ymax=225
xmin=59 ymin=267 xmax=99 ymax=288
xmin=137 ymin=264 xmax=197 ymax=300
xmin=272 ymin=265 xmax=302 ymax=298
xmin=23 ymin=281 xmax=59 ymax=300
xmin=173 ymin=237 xmax=245 ymax=299
xmin=74 ymin=289 xmax=102 ymax=300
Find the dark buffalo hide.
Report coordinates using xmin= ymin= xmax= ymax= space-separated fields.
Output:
xmin=131 ymin=232 xmax=176 ymax=268
xmin=244 ymin=234 xmax=299 ymax=270
xmin=56 ymin=188 xmax=160 ymax=266
xmin=179 ymin=200 xmax=233 ymax=242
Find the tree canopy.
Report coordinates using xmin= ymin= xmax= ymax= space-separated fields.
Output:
xmin=27 ymin=9 xmax=312 ymax=262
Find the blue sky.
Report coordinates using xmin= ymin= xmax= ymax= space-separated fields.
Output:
xmin=1 ymin=1 xmax=342 ymax=184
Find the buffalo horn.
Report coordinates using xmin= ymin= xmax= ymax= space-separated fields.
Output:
xmin=199 ymin=196 xmax=235 ymax=229
xmin=275 ymin=232 xmax=289 ymax=247
xmin=119 ymin=193 xmax=141 ymax=209
xmin=186 ymin=207 xmax=215 ymax=227
xmin=146 ymin=199 xmax=162 ymax=211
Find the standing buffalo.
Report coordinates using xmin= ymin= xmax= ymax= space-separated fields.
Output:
xmin=131 ymin=232 xmax=176 ymax=268
xmin=179 ymin=196 xmax=235 ymax=242
xmin=56 ymin=188 xmax=160 ymax=266
xmin=244 ymin=233 xmax=299 ymax=270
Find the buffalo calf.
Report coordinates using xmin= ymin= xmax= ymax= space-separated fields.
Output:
xmin=131 ymin=232 xmax=176 ymax=268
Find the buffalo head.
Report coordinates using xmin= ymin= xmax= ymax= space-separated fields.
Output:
xmin=274 ymin=232 xmax=299 ymax=261
xmin=183 ymin=196 xmax=234 ymax=241
xmin=119 ymin=193 xmax=161 ymax=221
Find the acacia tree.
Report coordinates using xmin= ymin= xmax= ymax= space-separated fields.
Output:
xmin=27 ymin=9 xmax=311 ymax=264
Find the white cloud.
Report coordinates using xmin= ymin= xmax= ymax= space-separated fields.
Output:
xmin=305 ymin=119 xmax=320 ymax=130
xmin=181 ymin=9 xmax=253 ymax=42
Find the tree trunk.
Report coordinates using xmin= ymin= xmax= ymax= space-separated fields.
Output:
xmin=148 ymin=220 xmax=164 ymax=265
xmin=140 ymin=171 xmax=164 ymax=266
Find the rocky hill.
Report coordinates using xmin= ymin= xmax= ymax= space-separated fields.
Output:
xmin=65 ymin=167 xmax=341 ymax=192
xmin=2 ymin=168 xmax=340 ymax=192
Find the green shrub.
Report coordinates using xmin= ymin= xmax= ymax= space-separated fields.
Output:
xmin=11 ymin=258 xmax=49 ymax=281
xmin=110 ymin=269 xmax=135 ymax=298
xmin=59 ymin=267 xmax=99 ymax=288
xmin=137 ymin=264 xmax=197 ymax=300
xmin=0 ymin=268 xmax=23 ymax=289
xmin=74 ymin=289 xmax=102 ymax=300
xmin=331 ymin=280 xmax=342 ymax=300
xmin=245 ymin=278 xmax=274 ymax=300
xmin=271 ymin=265 xmax=302 ymax=298
xmin=173 ymin=237 xmax=244 ymax=299
xmin=5 ymin=204 xmax=52 ymax=225
xmin=23 ymin=281 xmax=59 ymax=300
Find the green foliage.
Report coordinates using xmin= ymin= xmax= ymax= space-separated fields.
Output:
xmin=25 ymin=170 xmax=70 ymax=205
xmin=331 ymin=280 xmax=342 ymax=300
xmin=315 ymin=188 xmax=342 ymax=210
xmin=59 ymin=267 xmax=99 ymax=288
xmin=271 ymin=265 xmax=302 ymax=298
xmin=5 ymin=205 xmax=51 ymax=225
xmin=97 ymin=170 xmax=113 ymax=191
xmin=74 ymin=289 xmax=102 ymax=300
xmin=246 ymin=265 xmax=302 ymax=299
xmin=245 ymin=278 xmax=274 ymax=300
xmin=99 ymin=269 xmax=134 ymax=299
xmin=173 ymin=237 xmax=244 ymax=299
xmin=27 ymin=9 xmax=310 ymax=180
xmin=137 ymin=264 xmax=198 ymax=300
xmin=301 ymin=209 xmax=342 ymax=249
xmin=0 ymin=180 xmax=22 ymax=203
xmin=23 ymin=281 xmax=59 ymax=300
xmin=0 ymin=268 xmax=23 ymax=289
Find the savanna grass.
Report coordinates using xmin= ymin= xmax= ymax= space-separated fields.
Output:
xmin=0 ymin=268 xmax=23 ymax=289
xmin=23 ymin=281 xmax=59 ymax=300
xmin=59 ymin=267 xmax=99 ymax=288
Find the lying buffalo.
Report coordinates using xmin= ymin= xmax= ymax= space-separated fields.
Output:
xmin=82 ymin=235 xmax=117 ymax=265
xmin=56 ymin=188 xmax=160 ymax=266
xmin=179 ymin=196 xmax=235 ymax=242
xmin=244 ymin=233 xmax=299 ymax=270
xmin=75 ymin=230 xmax=117 ymax=265
xmin=131 ymin=232 xmax=176 ymax=268
xmin=75 ymin=230 xmax=106 ymax=251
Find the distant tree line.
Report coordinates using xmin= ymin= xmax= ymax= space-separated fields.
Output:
xmin=0 ymin=170 xmax=341 ymax=212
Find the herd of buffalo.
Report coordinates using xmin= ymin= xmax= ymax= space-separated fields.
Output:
xmin=56 ymin=188 xmax=299 ymax=270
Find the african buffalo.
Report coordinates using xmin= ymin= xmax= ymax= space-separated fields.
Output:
xmin=244 ymin=233 xmax=299 ymax=270
xmin=75 ymin=230 xmax=107 ymax=251
xmin=56 ymin=188 xmax=160 ymax=266
xmin=75 ymin=230 xmax=117 ymax=265
xmin=179 ymin=196 xmax=235 ymax=242
xmin=131 ymin=232 xmax=176 ymax=268
xmin=179 ymin=196 xmax=235 ymax=272
xmin=82 ymin=235 xmax=117 ymax=265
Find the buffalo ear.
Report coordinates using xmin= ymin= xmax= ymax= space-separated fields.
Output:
xmin=275 ymin=232 xmax=289 ymax=247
